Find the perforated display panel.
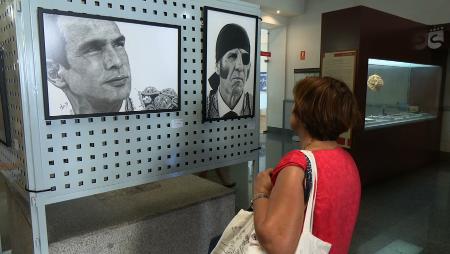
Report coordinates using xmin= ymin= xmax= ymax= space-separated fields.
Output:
xmin=0 ymin=0 xmax=28 ymax=190
xmin=17 ymin=0 xmax=260 ymax=203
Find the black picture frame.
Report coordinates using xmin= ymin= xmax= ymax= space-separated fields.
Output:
xmin=38 ymin=8 xmax=182 ymax=120
xmin=0 ymin=48 xmax=11 ymax=146
xmin=202 ymin=6 xmax=259 ymax=122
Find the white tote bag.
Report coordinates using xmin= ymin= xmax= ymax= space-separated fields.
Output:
xmin=211 ymin=150 xmax=331 ymax=254
xmin=295 ymin=150 xmax=332 ymax=254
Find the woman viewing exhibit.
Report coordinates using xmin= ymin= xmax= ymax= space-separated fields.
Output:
xmin=253 ymin=77 xmax=362 ymax=254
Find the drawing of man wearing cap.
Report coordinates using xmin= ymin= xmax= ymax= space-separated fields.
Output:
xmin=207 ymin=23 xmax=253 ymax=120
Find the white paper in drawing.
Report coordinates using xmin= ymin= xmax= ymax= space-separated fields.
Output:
xmin=41 ymin=12 xmax=179 ymax=117
xmin=204 ymin=8 xmax=257 ymax=120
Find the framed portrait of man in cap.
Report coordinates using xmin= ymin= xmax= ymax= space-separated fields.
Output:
xmin=203 ymin=7 xmax=258 ymax=122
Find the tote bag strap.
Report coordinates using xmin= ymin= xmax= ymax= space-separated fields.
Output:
xmin=299 ymin=150 xmax=318 ymax=234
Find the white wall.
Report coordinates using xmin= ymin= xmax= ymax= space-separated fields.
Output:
xmin=357 ymin=0 xmax=450 ymax=25
xmin=260 ymin=29 xmax=268 ymax=111
xmin=260 ymin=29 xmax=268 ymax=72
xmin=243 ymin=0 xmax=306 ymax=16
xmin=267 ymin=26 xmax=287 ymax=128
xmin=261 ymin=11 xmax=289 ymax=29
xmin=285 ymin=0 xmax=356 ymax=100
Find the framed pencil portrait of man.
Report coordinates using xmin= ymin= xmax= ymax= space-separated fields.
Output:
xmin=203 ymin=7 xmax=258 ymax=122
xmin=38 ymin=8 xmax=181 ymax=120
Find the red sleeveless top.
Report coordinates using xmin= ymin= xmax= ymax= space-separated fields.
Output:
xmin=270 ymin=148 xmax=361 ymax=254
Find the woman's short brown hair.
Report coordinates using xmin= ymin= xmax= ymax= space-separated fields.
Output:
xmin=292 ymin=77 xmax=361 ymax=141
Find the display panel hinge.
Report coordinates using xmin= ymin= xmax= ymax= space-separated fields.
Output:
xmin=15 ymin=0 xmax=21 ymax=12
xmin=34 ymin=237 xmax=40 ymax=249
xmin=31 ymin=197 xmax=36 ymax=207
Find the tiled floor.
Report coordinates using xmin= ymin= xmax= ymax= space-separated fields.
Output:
xmin=350 ymin=162 xmax=450 ymax=254
xmin=259 ymin=131 xmax=450 ymax=254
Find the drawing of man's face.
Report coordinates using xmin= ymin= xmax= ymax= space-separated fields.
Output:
xmin=217 ymin=48 xmax=251 ymax=98
xmin=61 ymin=17 xmax=131 ymax=108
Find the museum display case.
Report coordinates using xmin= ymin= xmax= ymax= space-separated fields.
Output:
xmin=321 ymin=6 xmax=447 ymax=184
xmin=365 ymin=59 xmax=442 ymax=129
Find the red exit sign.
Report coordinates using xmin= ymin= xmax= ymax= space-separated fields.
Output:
xmin=260 ymin=51 xmax=271 ymax=57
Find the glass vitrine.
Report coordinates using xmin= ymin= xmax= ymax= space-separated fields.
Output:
xmin=365 ymin=59 xmax=442 ymax=129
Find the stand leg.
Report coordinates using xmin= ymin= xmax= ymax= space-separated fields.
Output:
xmin=29 ymin=196 xmax=49 ymax=254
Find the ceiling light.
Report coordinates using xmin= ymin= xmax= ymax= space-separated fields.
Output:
xmin=276 ymin=10 xmax=280 ymax=14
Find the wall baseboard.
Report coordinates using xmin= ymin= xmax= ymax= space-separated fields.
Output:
xmin=267 ymin=126 xmax=294 ymax=135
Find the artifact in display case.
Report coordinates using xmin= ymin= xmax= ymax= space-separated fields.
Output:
xmin=365 ymin=59 xmax=442 ymax=130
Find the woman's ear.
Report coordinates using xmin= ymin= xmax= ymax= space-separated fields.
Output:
xmin=290 ymin=112 xmax=298 ymax=131
xmin=46 ymin=59 xmax=67 ymax=89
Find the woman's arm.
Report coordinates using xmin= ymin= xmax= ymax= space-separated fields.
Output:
xmin=253 ymin=166 xmax=305 ymax=254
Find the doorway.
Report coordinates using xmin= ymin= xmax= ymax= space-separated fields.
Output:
xmin=260 ymin=29 xmax=268 ymax=133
